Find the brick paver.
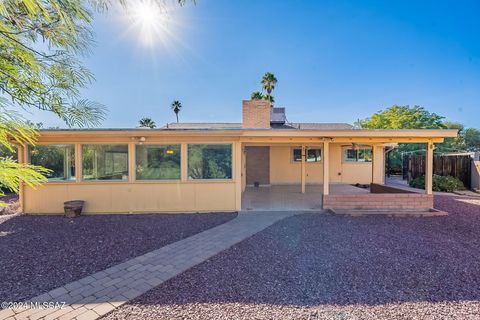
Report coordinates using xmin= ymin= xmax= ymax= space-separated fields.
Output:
xmin=0 ymin=211 xmax=296 ymax=320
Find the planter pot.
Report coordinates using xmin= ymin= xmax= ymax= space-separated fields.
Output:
xmin=64 ymin=200 xmax=85 ymax=218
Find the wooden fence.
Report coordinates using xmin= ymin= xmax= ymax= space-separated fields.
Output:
xmin=403 ymin=154 xmax=472 ymax=189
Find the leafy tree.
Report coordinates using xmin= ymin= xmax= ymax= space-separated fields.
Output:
xmin=171 ymin=100 xmax=182 ymax=123
xmin=0 ymin=0 xmax=107 ymax=126
xmin=0 ymin=0 xmax=189 ymax=205
xmin=138 ymin=117 xmax=156 ymax=128
xmin=251 ymin=91 xmax=264 ymax=100
xmin=0 ymin=110 xmax=50 ymax=203
xmin=360 ymin=105 xmax=446 ymax=174
xmin=464 ymin=128 xmax=480 ymax=152
xmin=261 ymin=72 xmax=277 ymax=106
xmin=439 ymin=121 xmax=465 ymax=152
xmin=360 ymin=105 xmax=445 ymax=129
xmin=0 ymin=0 xmax=109 ymax=205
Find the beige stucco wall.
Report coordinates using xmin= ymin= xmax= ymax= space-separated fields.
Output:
xmin=269 ymin=144 xmax=384 ymax=185
xmin=23 ymin=139 xmax=242 ymax=214
xmin=270 ymin=146 xmax=324 ymax=184
xmin=472 ymin=161 xmax=480 ymax=191
xmin=24 ymin=182 xmax=237 ymax=214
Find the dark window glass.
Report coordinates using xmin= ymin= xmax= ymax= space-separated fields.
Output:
xmin=293 ymin=148 xmax=302 ymax=162
xmin=307 ymin=149 xmax=321 ymax=162
xmin=82 ymin=144 xmax=128 ymax=180
xmin=188 ymin=144 xmax=232 ymax=179
xmin=358 ymin=149 xmax=372 ymax=162
xmin=293 ymin=148 xmax=321 ymax=162
xmin=29 ymin=145 xmax=75 ymax=181
xmin=136 ymin=145 xmax=180 ymax=180
xmin=344 ymin=148 xmax=372 ymax=162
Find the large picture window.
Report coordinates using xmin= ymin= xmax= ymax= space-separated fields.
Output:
xmin=136 ymin=145 xmax=181 ymax=180
xmin=188 ymin=144 xmax=232 ymax=179
xmin=343 ymin=148 xmax=372 ymax=162
xmin=292 ymin=148 xmax=321 ymax=162
xmin=29 ymin=145 xmax=75 ymax=181
xmin=82 ymin=144 xmax=128 ymax=180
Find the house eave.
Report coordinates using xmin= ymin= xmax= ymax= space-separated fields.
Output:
xmin=37 ymin=128 xmax=458 ymax=140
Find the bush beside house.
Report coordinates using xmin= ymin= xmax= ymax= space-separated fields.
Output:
xmin=409 ymin=175 xmax=466 ymax=192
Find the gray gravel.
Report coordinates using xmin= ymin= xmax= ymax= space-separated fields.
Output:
xmin=103 ymin=195 xmax=480 ymax=320
xmin=0 ymin=212 xmax=236 ymax=302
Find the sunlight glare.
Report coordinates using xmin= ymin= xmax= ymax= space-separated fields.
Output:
xmin=126 ymin=0 xmax=169 ymax=47
xmin=113 ymin=0 xmax=195 ymax=64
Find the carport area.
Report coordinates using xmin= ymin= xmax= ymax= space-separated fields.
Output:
xmin=241 ymin=184 xmax=368 ymax=211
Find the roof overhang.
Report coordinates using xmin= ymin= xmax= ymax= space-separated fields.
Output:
xmin=35 ymin=128 xmax=458 ymax=144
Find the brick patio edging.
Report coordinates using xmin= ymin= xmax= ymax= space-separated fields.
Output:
xmin=323 ymin=193 xmax=434 ymax=210
xmin=0 ymin=211 xmax=296 ymax=320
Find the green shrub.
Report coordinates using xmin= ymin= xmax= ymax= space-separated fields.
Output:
xmin=409 ymin=176 xmax=426 ymax=189
xmin=409 ymin=175 xmax=466 ymax=192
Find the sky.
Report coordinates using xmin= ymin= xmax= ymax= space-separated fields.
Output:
xmin=30 ymin=0 xmax=480 ymax=129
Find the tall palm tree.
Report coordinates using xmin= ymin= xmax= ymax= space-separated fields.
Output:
xmin=171 ymin=100 xmax=182 ymax=123
xmin=264 ymin=94 xmax=275 ymax=104
xmin=138 ymin=117 xmax=156 ymax=128
xmin=261 ymin=72 xmax=277 ymax=106
xmin=251 ymin=91 xmax=264 ymax=100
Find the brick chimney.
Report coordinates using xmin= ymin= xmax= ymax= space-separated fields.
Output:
xmin=242 ymin=100 xmax=271 ymax=129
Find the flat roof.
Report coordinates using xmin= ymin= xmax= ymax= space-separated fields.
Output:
xmin=37 ymin=127 xmax=458 ymax=138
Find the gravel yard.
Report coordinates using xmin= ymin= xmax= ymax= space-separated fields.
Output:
xmin=0 ymin=212 xmax=236 ymax=302
xmin=104 ymin=194 xmax=480 ymax=320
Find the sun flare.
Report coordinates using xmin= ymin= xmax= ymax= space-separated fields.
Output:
xmin=125 ymin=0 xmax=170 ymax=47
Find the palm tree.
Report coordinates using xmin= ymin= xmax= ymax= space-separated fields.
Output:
xmin=138 ymin=117 xmax=156 ymax=128
xmin=171 ymin=100 xmax=182 ymax=123
xmin=251 ymin=91 xmax=264 ymax=100
xmin=264 ymin=94 xmax=274 ymax=104
xmin=261 ymin=72 xmax=277 ymax=106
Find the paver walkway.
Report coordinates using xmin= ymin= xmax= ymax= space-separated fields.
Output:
xmin=0 ymin=211 xmax=297 ymax=320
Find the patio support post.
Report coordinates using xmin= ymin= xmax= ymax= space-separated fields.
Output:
xmin=241 ymin=145 xmax=246 ymax=192
xmin=17 ymin=144 xmax=25 ymax=213
xmin=323 ymin=141 xmax=330 ymax=195
xmin=75 ymin=144 xmax=81 ymax=182
xmin=181 ymin=143 xmax=188 ymax=181
xmin=301 ymin=145 xmax=306 ymax=193
xmin=371 ymin=145 xmax=384 ymax=184
xmin=234 ymin=141 xmax=242 ymax=210
xmin=128 ymin=142 xmax=135 ymax=182
xmin=425 ymin=141 xmax=434 ymax=195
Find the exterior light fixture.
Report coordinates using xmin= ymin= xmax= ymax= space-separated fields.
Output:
xmin=133 ymin=136 xmax=146 ymax=145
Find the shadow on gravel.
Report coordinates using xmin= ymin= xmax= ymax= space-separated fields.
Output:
xmin=121 ymin=195 xmax=480 ymax=308
xmin=0 ymin=212 xmax=237 ymax=302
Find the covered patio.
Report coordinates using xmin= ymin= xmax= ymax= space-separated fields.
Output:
xmin=240 ymin=137 xmax=441 ymax=213
xmin=242 ymin=184 xmax=368 ymax=211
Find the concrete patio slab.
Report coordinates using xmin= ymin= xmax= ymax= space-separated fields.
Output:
xmin=241 ymin=184 xmax=368 ymax=211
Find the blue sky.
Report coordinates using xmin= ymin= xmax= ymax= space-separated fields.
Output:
xmin=32 ymin=0 xmax=480 ymax=128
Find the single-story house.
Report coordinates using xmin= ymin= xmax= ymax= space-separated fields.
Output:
xmin=18 ymin=100 xmax=457 ymax=214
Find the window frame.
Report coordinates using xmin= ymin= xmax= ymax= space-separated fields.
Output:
xmin=135 ymin=144 xmax=181 ymax=181
xmin=28 ymin=144 xmax=76 ymax=183
xmin=342 ymin=147 xmax=373 ymax=163
xmin=291 ymin=147 xmax=322 ymax=163
xmin=81 ymin=144 xmax=130 ymax=182
xmin=187 ymin=143 xmax=233 ymax=181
